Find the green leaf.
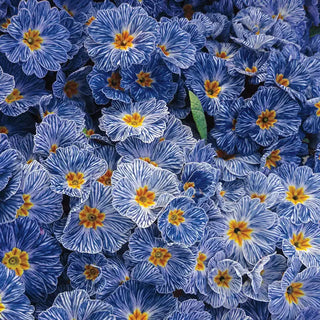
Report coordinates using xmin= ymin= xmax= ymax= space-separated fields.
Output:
xmin=189 ymin=90 xmax=207 ymax=140
xmin=310 ymin=26 xmax=320 ymax=37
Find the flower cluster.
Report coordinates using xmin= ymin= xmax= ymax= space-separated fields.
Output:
xmin=0 ymin=0 xmax=320 ymax=319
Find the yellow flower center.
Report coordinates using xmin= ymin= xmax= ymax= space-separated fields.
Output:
xmin=168 ymin=209 xmax=185 ymax=226
xmin=23 ymin=29 xmax=43 ymax=51
xmin=214 ymin=269 xmax=232 ymax=288
xmin=43 ymin=110 xmax=54 ymax=117
xmin=107 ymin=72 xmax=124 ymax=90
xmin=149 ymin=247 xmax=171 ymax=267
xmin=83 ymin=264 xmax=100 ymax=280
xmin=256 ymin=109 xmax=277 ymax=130
xmin=113 ymin=30 xmax=134 ymax=50
xmin=290 ymin=232 xmax=312 ymax=251
xmin=139 ymin=157 xmax=158 ymax=167
xmin=2 ymin=247 xmax=30 ymax=276
xmin=119 ymin=275 xmax=130 ymax=286
xmin=265 ymin=149 xmax=281 ymax=169
xmin=158 ymin=44 xmax=170 ymax=56
xmin=276 ymin=74 xmax=289 ymax=87
xmin=16 ymin=194 xmax=33 ymax=217
xmin=0 ymin=127 xmax=8 ymax=134
xmin=50 ymin=144 xmax=58 ymax=153
xmin=128 ymin=308 xmax=149 ymax=320
xmin=136 ymin=71 xmax=153 ymax=87
xmin=79 ymin=205 xmax=105 ymax=230
xmin=272 ymin=13 xmax=284 ymax=20
xmin=183 ymin=181 xmax=195 ymax=191
xmin=97 ymin=169 xmax=113 ymax=186
xmin=215 ymin=51 xmax=228 ymax=59
xmin=204 ymin=80 xmax=221 ymax=98
xmin=245 ymin=66 xmax=258 ymax=73
xmin=66 ymin=172 xmax=85 ymax=189
xmin=195 ymin=252 xmax=207 ymax=271
xmin=286 ymin=186 xmax=309 ymax=205
xmin=1 ymin=18 xmax=10 ymax=29
xmin=216 ymin=149 xmax=235 ymax=160
xmin=0 ymin=296 xmax=4 ymax=313
xmin=135 ymin=186 xmax=155 ymax=208
xmin=183 ymin=4 xmax=193 ymax=20
xmin=122 ymin=113 xmax=145 ymax=127
xmin=231 ymin=118 xmax=237 ymax=131
xmin=220 ymin=190 xmax=226 ymax=197
xmin=314 ymin=101 xmax=320 ymax=117
xmin=285 ymin=282 xmax=304 ymax=304
xmin=227 ymin=220 xmax=253 ymax=246
xmin=251 ymin=193 xmax=267 ymax=203
xmin=5 ymin=88 xmax=23 ymax=104
xmin=64 ymin=80 xmax=79 ymax=98
xmin=85 ymin=16 xmax=96 ymax=26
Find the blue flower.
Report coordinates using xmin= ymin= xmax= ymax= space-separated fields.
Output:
xmin=158 ymin=196 xmax=208 ymax=246
xmin=203 ymin=251 xmax=247 ymax=309
xmin=220 ymin=308 xmax=254 ymax=320
xmin=67 ymin=252 xmax=108 ymax=295
xmin=128 ymin=226 xmax=196 ymax=292
xmin=114 ymin=0 xmax=163 ymax=18
xmin=180 ymin=162 xmax=220 ymax=202
xmin=43 ymin=145 xmax=107 ymax=200
xmin=39 ymin=289 xmax=114 ymax=320
xmin=61 ymin=181 xmax=134 ymax=253
xmin=226 ymin=47 xmax=269 ymax=85
xmin=168 ymin=299 xmax=212 ymax=320
xmin=0 ymin=263 xmax=34 ymax=320
xmin=112 ymin=159 xmax=179 ymax=228
xmin=157 ymin=18 xmax=196 ymax=74
xmin=53 ymin=66 xmax=92 ymax=102
xmin=85 ymin=3 xmax=157 ymax=71
xmin=206 ymin=40 xmax=238 ymax=61
xmin=275 ymin=163 xmax=320 ymax=223
xmin=0 ymin=218 xmax=63 ymax=302
xmin=237 ymin=87 xmax=301 ymax=147
xmin=99 ymin=98 xmax=168 ymax=143
xmin=243 ymin=254 xmax=287 ymax=302
xmin=17 ymin=167 xmax=63 ymax=224
xmin=106 ymin=280 xmax=177 ymax=319
xmin=167 ymin=78 xmax=189 ymax=119
xmin=116 ymin=136 xmax=184 ymax=174
xmin=0 ymin=0 xmax=71 ymax=78
xmin=0 ymin=65 xmax=14 ymax=104
xmin=241 ymin=300 xmax=271 ymax=320
xmin=302 ymin=87 xmax=320 ymax=134
xmin=53 ymin=0 xmax=92 ymax=22
xmin=184 ymin=53 xmax=244 ymax=115
xmin=9 ymin=133 xmax=37 ymax=164
xmin=212 ymin=196 xmax=279 ymax=266
xmin=185 ymin=140 xmax=216 ymax=164
xmin=210 ymin=98 xmax=259 ymax=155
xmin=268 ymin=258 xmax=320 ymax=320
xmin=265 ymin=50 xmax=309 ymax=102
xmin=120 ymin=54 xmax=177 ymax=102
xmin=279 ymin=217 xmax=320 ymax=267
xmin=88 ymin=67 xmax=130 ymax=104
xmin=244 ymin=171 xmax=285 ymax=209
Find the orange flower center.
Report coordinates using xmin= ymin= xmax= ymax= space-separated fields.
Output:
xmin=214 ymin=269 xmax=232 ymax=288
xmin=183 ymin=181 xmax=195 ymax=191
xmin=195 ymin=252 xmax=207 ymax=271
xmin=85 ymin=16 xmax=96 ymax=26
xmin=227 ymin=220 xmax=253 ymax=246
xmin=215 ymin=51 xmax=228 ymax=59
xmin=245 ymin=66 xmax=258 ymax=73
xmin=286 ymin=186 xmax=309 ymax=205
xmin=79 ymin=205 xmax=105 ymax=230
xmin=16 ymin=194 xmax=33 ymax=217
xmin=122 ymin=112 xmax=145 ymax=127
xmin=265 ymin=149 xmax=281 ymax=169
xmin=135 ymin=186 xmax=155 ymax=208
xmin=50 ymin=144 xmax=58 ymax=153
xmin=128 ymin=308 xmax=149 ymax=320
xmin=83 ymin=264 xmax=100 ymax=280
xmin=64 ymin=80 xmax=79 ymax=98
xmin=66 ymin=172 xmax=85 ymax=189
xmin=149 ymin=247 xmax=171 ymax=267
xmin=2 ymin=247 xmax=30 ymax=276
xmin=0 ymin=127 xmax=8 ymax=134
xmin=256 ymin=109 xmax=277 ymax=130
xmin=23 ymin=29 xmax=43 ymax=51
xmin=107 ymin=72 xmax=124 ymax=90
xmin=168 ymin=209 xmax=185 ymax=226
xmin=113 ymin=30 xmax=134 ymax=50
xmin=272 ymin=13 xmax=284 ymax=20
xmin=232 ymin=118 xmax=237 ymax=131
xmin=1 ymin=18 xmax=11 ymax=29
xmin=276 ymin=74 xmax=289 ymax=87
xmin=250 ymin=193 xmax=267 ymax=203
xmin=139 ymin=157 xmax=158 ymax=167
xmin=285 ymin=282 xmax=304 ymax=304
xmin=5 ymin=88 xmax=23 ymax=104
xmin=97 ymin=169 xmax=113 ymax=186
xmin=158 ymin=44 xmax=170 ymax=56
xmin=204 ymin=80 xmax=221 ymax=98
xmin=290 ymin=232 xmax=312 ymax=251
xmin=136 ymin=71 xmax=153 ymax=87
xmin=314 ymin=101 xmax=320 ymax=117
xmin=216 ymin=149 xmax=235 ymax=160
